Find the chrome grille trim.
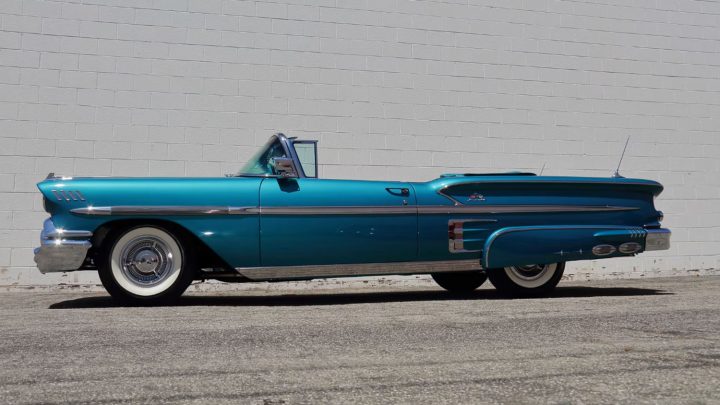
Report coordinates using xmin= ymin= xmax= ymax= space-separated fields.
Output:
xmin=236 ymin=259 xmax=483 ymax=281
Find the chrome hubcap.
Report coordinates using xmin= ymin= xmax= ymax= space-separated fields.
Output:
xmin=120 ymin=236 xmax=174 ymax=286
xmin=508 ymin=264 xmax=548 ymax=281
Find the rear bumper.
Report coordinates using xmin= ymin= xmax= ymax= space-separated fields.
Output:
xmin=644 ymin=228 xmax=671 ymax=251
xmin=33 ymin=218 xmax=93 ymax=273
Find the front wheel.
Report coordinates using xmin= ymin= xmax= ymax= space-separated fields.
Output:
xmin=487 ymin=263 xmax=565 ymax=297
xmin=98 ymin=226 xmax=195 ymax=305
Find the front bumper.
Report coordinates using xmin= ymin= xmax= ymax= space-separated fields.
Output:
xmin=34 ymin=218 xmax=93 ymax=273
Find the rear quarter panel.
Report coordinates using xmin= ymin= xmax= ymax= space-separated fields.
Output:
xmin=413 ymin=176 xmax=664 ymax=265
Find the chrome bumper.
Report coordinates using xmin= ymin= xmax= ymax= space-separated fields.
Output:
xmin=34 ymin=218 xmax=93 ymax=273
xmin=645 ymin=228 xmax=671 ymax=251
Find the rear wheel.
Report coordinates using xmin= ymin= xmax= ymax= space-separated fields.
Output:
xmin=98 ymin=226 xmax=195 ymax=305
xmin=487 ymin=262 xmax=565 ymax=297
xmin=431 ymin=271 xmax=487 ymax=293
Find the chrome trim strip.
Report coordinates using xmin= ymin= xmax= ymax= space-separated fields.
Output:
xmin=71 ymin=205 xmax=638 ymax=216
xmin=418 ymin=205 xmax=637 ymax=214
xmin=43 ymin=229 xmax=93 ymax=240
xmin=483 ymin=225 xmax=645 ymax=268
xmin=236 ymin=259 xmax=482 ymax=281
xmin=71 ymin=206 xmax=258 ymax=216
xmin=257 ymin=206 xmax=416 ymax=215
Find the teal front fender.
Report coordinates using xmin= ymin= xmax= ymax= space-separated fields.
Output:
xmin=37 ymin=177 xmax=263 ymax=268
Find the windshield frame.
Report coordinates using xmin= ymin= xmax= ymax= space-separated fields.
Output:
xmin=236 ymin=133 xmax=314 ymax=178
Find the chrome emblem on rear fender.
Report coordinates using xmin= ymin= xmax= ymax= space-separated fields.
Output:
xmin=468 ymin=193 xmax=485 ymax=202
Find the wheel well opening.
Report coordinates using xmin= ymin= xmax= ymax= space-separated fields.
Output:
xmin=91 ymin=219 xmax=232 ymax=271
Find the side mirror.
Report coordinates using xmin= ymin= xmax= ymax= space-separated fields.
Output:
xmin=270 ymin=157 xmax=298 ymax=178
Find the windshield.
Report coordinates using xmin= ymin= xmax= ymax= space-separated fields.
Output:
xmin=237 ymin=138 xmax=288 ymax=176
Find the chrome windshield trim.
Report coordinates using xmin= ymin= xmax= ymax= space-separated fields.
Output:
xmin=71 ymin=204 xmax=638 ymax=216
xmin=236 ymin=133 xmax=307 ymax=179
xmin=236 ymin=259 xmax=482 ymax=281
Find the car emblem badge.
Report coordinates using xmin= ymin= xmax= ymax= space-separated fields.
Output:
xmin=468 ymin=193 xmax=485 ymax=202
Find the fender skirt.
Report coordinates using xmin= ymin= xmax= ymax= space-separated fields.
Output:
xmin=483 ymin=225 xmax=652 ymax=269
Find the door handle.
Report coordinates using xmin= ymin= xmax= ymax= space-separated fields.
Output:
xmin=386 ymin=187 xmax=410 ymax=196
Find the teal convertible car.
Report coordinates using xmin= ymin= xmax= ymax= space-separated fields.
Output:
xmin=35 ymin=133 xmax=670 ymax=304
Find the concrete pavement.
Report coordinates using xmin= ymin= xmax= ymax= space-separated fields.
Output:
xmin=1 ymin=276 xmax=719 ymax=404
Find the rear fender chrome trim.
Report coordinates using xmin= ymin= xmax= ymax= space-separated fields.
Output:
xmin=236 ymin=259 xmax=482 ymax=281
xmin=417 ymin=205 xmax=638 ymax=215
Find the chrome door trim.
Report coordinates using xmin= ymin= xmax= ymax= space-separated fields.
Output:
xmin=235 ymin=259 xmax=483 ymax=281
xmin=71 ymin=204 xmax=637 ymax=216
xmin=256 ymin=206 xmax=416 ymax=215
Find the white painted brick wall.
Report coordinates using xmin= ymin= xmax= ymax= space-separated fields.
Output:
xmin=1 ymin=0 xmax=719 ymax=286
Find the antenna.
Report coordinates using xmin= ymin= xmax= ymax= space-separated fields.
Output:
xmin=613 ymin=136 xmax=631 ymax=178
xmin=539 ymin=162 xmax=546 ymax=176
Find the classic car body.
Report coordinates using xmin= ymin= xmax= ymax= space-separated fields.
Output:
xmin=34 ymin=133 xmax=671 ymax=303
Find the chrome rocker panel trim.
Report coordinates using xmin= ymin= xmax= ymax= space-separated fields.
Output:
xmin=236 ymin=259 xmax=483 ymax=281
xmin=70 ymin=204 xmax=639 ymax=216
xmin=34 ymin=218 xmax=92 ymax=273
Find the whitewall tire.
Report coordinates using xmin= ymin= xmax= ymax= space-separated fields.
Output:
xmin=487 ymin=262 xmax=565 ymax=297
xmin=99 ymin=226 xmax=195 ymax=305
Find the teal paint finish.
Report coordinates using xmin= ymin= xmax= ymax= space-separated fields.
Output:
xmin=482 ymin=226 xmax=646 ymax=269
xmin=38 ymin=177 xmax=263 ymax=267
xmin=36 ymin=172 xmax=666 ymax=271
xmin=412 ymin=176 xmax=663 ymax=264
xmin=259 ymin=178 xmax=417 ymax=266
